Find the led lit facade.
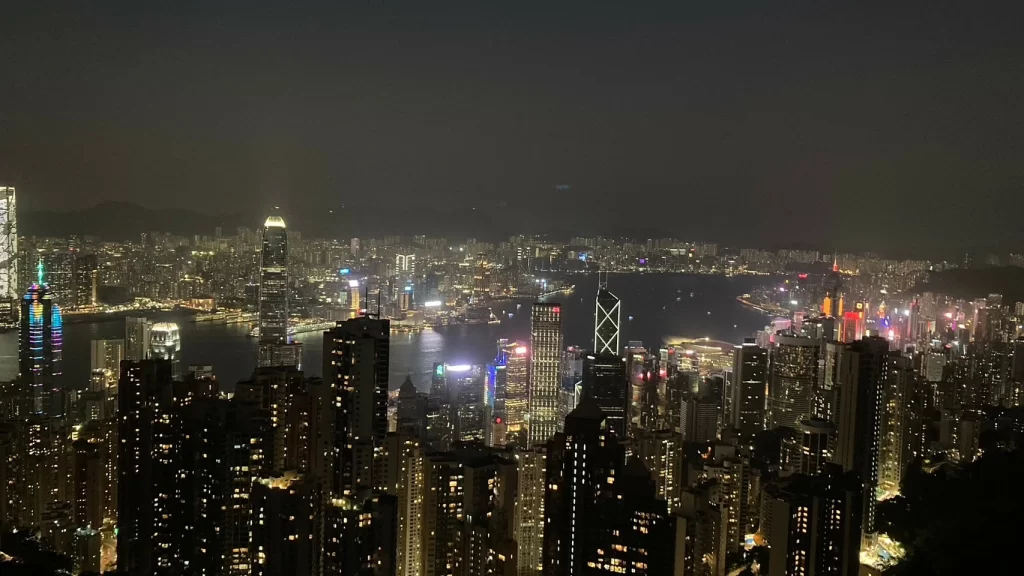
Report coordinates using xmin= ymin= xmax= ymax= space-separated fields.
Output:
xmin=594 ymin=273 xmax=620 ymax=355
xmin=528 ymin=302 xmax=563 ymax=447
xmin=19 ymin=261 xmax=63 ymax=416
xmin=0 ymin=186 xmax=17 ymax=327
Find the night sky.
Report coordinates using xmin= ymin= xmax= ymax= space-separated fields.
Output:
xmin=2 ymin=2 xmax=1022 ymax=254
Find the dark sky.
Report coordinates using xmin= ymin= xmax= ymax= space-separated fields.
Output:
xmin=2 ymin=2 xmax=1022 ymax=254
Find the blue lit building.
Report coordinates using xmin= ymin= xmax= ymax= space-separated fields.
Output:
xmin=19 ymin=260 xmax=63 ymax=416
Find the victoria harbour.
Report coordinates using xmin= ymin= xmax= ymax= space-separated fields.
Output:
xmin=0 ymin=273 xmax=770 ymax=392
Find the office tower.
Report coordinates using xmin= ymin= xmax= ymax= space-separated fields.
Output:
xmin=832 ymin=336 xmax=888 ymax=541
xmin=323 ymin=315 xmax=390 ymax=495
xmin=259 ymin=215 xmax=289 ymax=344
xmin=593 ymin=272 xmax=620 ymax=354
xmin=396 ymin=253 xmax=415 ymax=272
xmin=149 ymin=321 xmax=181 ymax=379
xmin=124 ymin=316 xmax=152 ymax=362
xmin=90 ymin=339 xmax=124 ymax=387
xmin=258 ymin=214 xmax=302 ymax=368
xmin=681 ymin=396 xmax=719 ymax=443
xmin=762 ymin=465 xmax=863 ymax=576
xmin=768 ymin=335 xmax=820 ymax=430
xmin=0 ymin=186 xmax=17 ymax=327
xmin=816 ymin=341 xmax=842 ymax=422
xmin=117 ymin=359 xmax=178 ymax=575
xmin=396 ymin=376 xmax=428 ymax=440
xmin=19 ymin=261 xmax=63 ymax=416
xmin=177 ymin=398 xmax=270 ymax=575
xmin=528 ymin=302 xmax=563 ymax=447
xmin=250 ymin=471 xmax=323 ymax=576
xmin=797 ymin=418 xmax=835 ymax=475
xmin=821 ymin=258 xmax=843 ymax=318
xmin=515 ymin=446 xmax=547 ymax=576
xmin=441 ymin=364 xmax=486 ymax=442
xmin=581 ymin=353 xmax=629 ymax=439
xmin=731 ymin=339 xmax=767 ymax=439
xmin=542 ymin=398 xmax=625 ymax=576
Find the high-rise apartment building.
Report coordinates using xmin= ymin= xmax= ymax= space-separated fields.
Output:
xmin=250 ymin=471 xmax=323 ymax=576
xmin=323 ymin=315 xmax=390 ymax=495
xmin=515 ymin=446 xmax=547 ymax=576
xmin=528 ymin=302 xmax=562 ymax=447
xmin=116 ymin=359 xmax=178 ymax=575
xmin=832 ymin=336 xmax=888 ymax=540
xmin=762 ymin=465 xmax=863 ymax=576
xmin=731 ymin=339 xmax=767 ymax=439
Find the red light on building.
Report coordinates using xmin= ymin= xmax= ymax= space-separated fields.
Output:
xmin=659 ymin=369 xmax=667 ymax=377
xmin=552 ymin=306 xmax=561 ymax=314
xmin=798 ymin=273 xmax=808 ymax=279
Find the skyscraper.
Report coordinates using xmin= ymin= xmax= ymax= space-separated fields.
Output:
xmin=833 ymin=336 xmax=888 ymax=542
xmin=0 ymin=186 xmax=17 ymax=328
xmin=731 ymin=339 xmax=768 ymax=439
xmin=528 ymin=302 xmax=563 ymax=447
xmin=593 ymin=272 xmax=620 ymax=354
xmin=117 ymin=359 xmax=177 ymax=576
xmin=258 ymin=214 xmax=300 ymax=368
xmin=768 ymin=334 xmax=820 ymax=430
xmin=323 ymin=315 xmax=390 ymax=495
xmin=19 ymin=260 xmax=63 ymax=416
xmin=124 ymin=316 xmax=152 ymax=362
xmin=581 ymin=353 xmax=629 ymax=439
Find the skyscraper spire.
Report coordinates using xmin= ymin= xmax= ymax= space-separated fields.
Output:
xmin=594 ymin=271 xmax=620 ymax=354
xmin=37 ymin=257 xmax=44 ymax=286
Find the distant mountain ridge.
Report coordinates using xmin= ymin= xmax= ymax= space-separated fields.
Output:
xmin=19 ymin=200 xmax=511 ymax=241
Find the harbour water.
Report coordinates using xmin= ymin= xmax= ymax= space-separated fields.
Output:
xmin=0 ymin=273 xmax=772 ymax=393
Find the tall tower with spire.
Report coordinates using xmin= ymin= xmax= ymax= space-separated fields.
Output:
xmin=257 ymin=212 xmax=301 ymax=367
xmin=594 ymin=271 xmax=621 ymax=354
xmin=19 ymin=258 xmax=63 ymax=416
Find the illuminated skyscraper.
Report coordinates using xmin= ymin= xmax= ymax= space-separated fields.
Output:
xmin=494 ymin=340 xmax=529 ymax=446
xmin=19 ymin=260 xmax=63 ymax=416
xmin=124 ymin=316 xmax=152 ymax=362
xmin=768 ymin=334 xmax=820 ymax=429
xmin=258 ymin=215 xmax=294 ymax=367
xmin=0 ymin=186 xmax=17 ymax=327
xmin=731 ymin=339 xmax=767 ymax=439
xmin=593 ymin=272 xmax=620 ymax=354
xmin=528 ymin=302 xmax=563 ymax=447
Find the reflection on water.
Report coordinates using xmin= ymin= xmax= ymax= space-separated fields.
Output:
xmin=0 ymin=274 xmax=772 ymax=395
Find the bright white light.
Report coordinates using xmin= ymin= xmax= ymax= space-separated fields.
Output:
xmin=903 ymin=309 xmax=911 ymax=316
xmin=790 ymin=300 xmax=798 ymax=306
xmin=446 ymin=364 xmax=472 ymax=372
xmin=348 ymin=280 xmax=360 ymax=288
xmin=514 ymin=346 xmax=528 ymax=355
xmin=424 ymin=300 xmax=442 ymax=307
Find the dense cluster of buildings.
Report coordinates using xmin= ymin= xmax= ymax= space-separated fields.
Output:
xmin=3 ymin=197 xmax=1024 ymax=576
